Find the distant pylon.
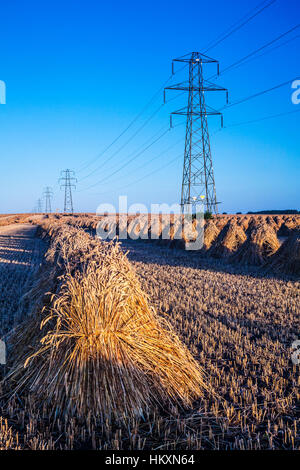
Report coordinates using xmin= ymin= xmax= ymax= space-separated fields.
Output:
xmin=43 ymin=187 xmax=53 ymax=214
xmin=37 ymin=198 xmax=43 ymax=213
xmin=164 ymin=52 xmax=228 ymax=214
xmin=59 ymin=169 xmax=77 ymax=214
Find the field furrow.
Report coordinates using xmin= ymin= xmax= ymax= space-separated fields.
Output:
xmin=0 ymin=224 xmax=46 ymax=336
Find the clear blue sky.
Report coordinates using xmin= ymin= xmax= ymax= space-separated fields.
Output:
xmin=0 ymin=0 xmax=299 ymax=214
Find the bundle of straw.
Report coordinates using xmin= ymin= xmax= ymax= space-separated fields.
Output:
xmin=265 ymin=230 xmax=300 ymax=275
xmin=214 ymin=217 xmax=229 ymax=231
xmin=7 ymin=223 xmax=205 ymax=421
xmin=278 ymin=217 xmax=300 ymax=237
xmin=237 ymin=216 xmax=251 ymax=231
xmin=231 ymin=223 xmax=280 ymax=266
xmin=203 ymin=220 xmax=220 ymax=251
xmin=208 ymin=221 xmax=247 ymax=258
xmin=273 ymin=215 xmax=284 ymax=230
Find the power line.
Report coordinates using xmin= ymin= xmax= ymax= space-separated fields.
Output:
xmin=80 ymin=50 xmax=299 ymax=193
xmin=79 ymin=75 xmax=298 ymax=197
xmin=203 ymin=0 xmax=277 ymax=53
xmin=215 ymin=23 xmax=300 ymax=78
xmin=78 ymin=104 xmax=165 ymax=183
xmin=59 ymin=21 xmax=300 ymax=203
xmin=87 ymin=153 xmax=183 ymax=197
xmin=79 ymin=0 xmax=275 ymax=181
xmin=221 ymin=78 xmax=299 ymax=110
xmin=89 ymin=135 xmax=185 ymax=190
xmin=77 ymin=121 xmax=185 ymax=191
xmin=76 ymin=66 xmax=188 ymax=176
xmin=80 ymin=108 xmax=299 ymax=198
xmin=222 ymin=33 xmax=300 ymax=72
xmin=223 ymin=107 xmax=300 ymax=128
xmin=97 ymin=23 xmax=300 ymax=188
xmin=120 ymin=135 xmax=184 ymax=178
xmin=78 ymin=122 xmax=184 ymax=186
xmin=77 ymin=127 xmax=171 ymax=191
xmin=77 ymin=72 xmax=190 ymax=184
xmin=78 ymin=78 xmax=190 ymax=184
xmin=74 ymin=11 xmax=295 ymax=192
xmin=109 ymin=109 xmax=300 ymax=195
xmin=75 ymin=10 xmax=289 ymax=188
xmin=75 ymin=78 xmax=171 ymax=174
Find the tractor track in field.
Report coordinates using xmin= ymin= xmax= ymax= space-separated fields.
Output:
xmin=0 ymin=224 xmax=47 ymax=337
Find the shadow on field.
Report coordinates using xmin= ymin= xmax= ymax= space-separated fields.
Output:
xmin=0 ymin=227 xmax=47 ymax=338
xmin=116 ymin=238 xmax=296 ymax=282
xmin=0 ymin=234 xmax=35 ymax=241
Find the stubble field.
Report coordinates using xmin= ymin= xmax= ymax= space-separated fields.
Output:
xmin=0 ymin=213 xmax=299 ymax=450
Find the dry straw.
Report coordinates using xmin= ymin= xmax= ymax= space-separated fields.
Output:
xmin=7 ymin=223 xmax=205 ymax=421
xmin=0 ymin=417 xmax=20 ymax=450
xmin=231 ymin=223 xmax=280 ymax=266
xmin=208 ymin=220 xmax=247 ymax=258
xmin=237 ymin=216 xmax=251 ymax=231
xmin=203 ymin=220 xmax=220 ymax=251
xmin=214 ymin=217 xmax=229 ymax=232
xmin=265 ymin=230 xmax=300 ymax=275
xmin=278 ymin=217 xmax=299 ymax=237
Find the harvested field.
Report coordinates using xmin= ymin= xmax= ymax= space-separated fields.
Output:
xmin=0 ymin=215 xmax=37 ymax=228
xmin=0 ymin=217 xmax=299 ymax=450
xmin=0 ymin=224 xmax=46 ymax=335
xmin=7 ymin=223 xmax=205 ymax=424
xmin=55 ymin=213 xmax=300 ymax=275
xmin=116 ymin=238 xmax=300 ymax=449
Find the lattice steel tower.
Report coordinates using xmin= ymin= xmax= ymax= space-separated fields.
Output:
xmin=165 ymin=52 xmax=228 ymax=214
xmin=37 ymin=198 xmax=43 ymax=214
xmin=43 ymin=187 xmax=53 ymax=214
xmin=59 ymin=169 xmax=77 ymax=213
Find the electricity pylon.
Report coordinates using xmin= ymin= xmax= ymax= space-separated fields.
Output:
xmin=164 ymin=52 xmax=228 ymax=214
xmin=37 ymin=198 xmax=43 ymax=214
xmin=59 ymin=169 xmax=77 ymax=214
xmin=43 ymin=187 xmax=53 ymax=214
